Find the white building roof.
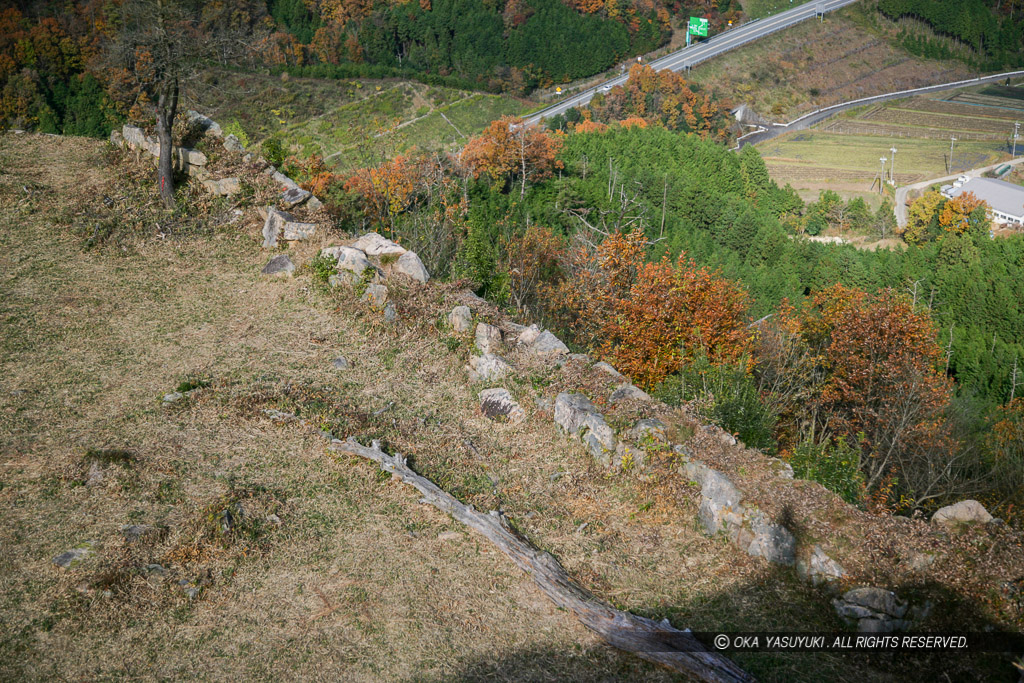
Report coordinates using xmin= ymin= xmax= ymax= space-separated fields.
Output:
xmin=944 ymin=177 xmax=1024 ymax=221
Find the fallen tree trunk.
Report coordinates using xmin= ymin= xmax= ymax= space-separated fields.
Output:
xmin=331 ymin=437 xmax=755 ymax=683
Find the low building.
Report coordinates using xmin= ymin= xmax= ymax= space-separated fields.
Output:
xmin=940 ymin=175 xmax=1024 ymax=226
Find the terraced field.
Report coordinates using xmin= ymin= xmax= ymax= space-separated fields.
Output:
xmin=759 ymin=81 xmax=1023 ymax=198
xmin=191 ymin=70 xmax=533 ymax=171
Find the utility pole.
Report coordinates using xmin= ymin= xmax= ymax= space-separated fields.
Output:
xmin=878 ymin=156 xmax=887 ymax=195
xmin=1013 ymin=121 xmax=1020 ymax=158
xmin=889 ymin=146 xmax=897 ymax=184
xmin=949 ymin=136 xmax=957 ymax=173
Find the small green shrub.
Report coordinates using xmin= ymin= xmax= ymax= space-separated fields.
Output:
xmin=84 ymin=449 xmax=137 ymax=467
xmin=261 ymin=136 xmax=287 ymax=167
xmin=223 ymin=120 xmax=250 ymax=148
xmin=176 ymin=375 xmax=212 ymax=393
xmin=789 ymin=437 xmax=866 ymax=505
xmin=653 ymin=356 xmax=778 ymax=455
xmin=309 ymin=254 xmax=336 ymax=283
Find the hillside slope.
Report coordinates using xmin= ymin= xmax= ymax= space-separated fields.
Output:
xmin=1 ymin=133 xmax=1021 ymax=681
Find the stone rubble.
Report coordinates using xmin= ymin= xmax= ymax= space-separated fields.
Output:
xmin=479 ymin=388 xmax=526 ymax=423
xmin=449 ymin=306 xmax=473 ymax=334
xmin=260 ymin=254 xmax=294 ymax=276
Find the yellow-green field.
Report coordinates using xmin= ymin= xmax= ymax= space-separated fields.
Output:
xmin=191 ymin=71 xmax=533 ymax=171
xmin=758 ymin=83 xmax=1024 ymax=198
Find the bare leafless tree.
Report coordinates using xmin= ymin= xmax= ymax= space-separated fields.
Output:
xmin=104 ymin=0 xmax=265 ymax=208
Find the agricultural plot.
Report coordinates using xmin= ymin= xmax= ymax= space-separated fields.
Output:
xmin=761 ymin=131 xmax=1004 ymax=192
xmin=760 ymin=83 xmax=1023 ymax=196
xmin=892 ymin=95 xmax=1024 ymax=121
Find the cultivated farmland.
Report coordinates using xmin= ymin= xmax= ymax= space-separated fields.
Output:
xmin=759 ymin=82 xmax=1024 ymax=198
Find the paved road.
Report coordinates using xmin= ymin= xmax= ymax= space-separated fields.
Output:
xmin=524 ymin=0 xmax=860 ymax=126
xmin=893 ymin=157 xmax=1024 ymax=227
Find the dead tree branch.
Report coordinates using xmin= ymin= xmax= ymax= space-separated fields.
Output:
xmin=330 ymin=437 xmax=754 ymax=683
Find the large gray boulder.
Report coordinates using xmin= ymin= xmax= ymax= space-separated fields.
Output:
xmin=516 ymin=324 xmax=542 ymax=346
xmin=529 ymin=330 xmax=570 ymax=356
xmin=262 ymin=207 xmax=315 ymax=247
xmin=796 ymin=545 xmax=846 ymax=585
xmin=553 ymin=393 xmax=616 ymax=465
xmin=468 ymin=354 xmax=512 ymax=382
xmin=610 ymin=382 xmax=651 ymax=403
xmin=449 ymin=306 xmax=473 ymax=334
xmin=697 ymin=470 xmax=746 ymax=536
xmin=333 ymin=247 xmax=375 ymax=276
xmin=632 ymin=418 xmax=668 ymax=445
xmin=270 ymin=169 xmax=299 ymax=191
xmin=280 ymin=187 xmax=312 ymax=209
xmin=361 ymin=283 xmax=389 ymax=307
xmin=261 ymin=254 xmax=294 ymax=276
xmin=479 ymin=388 xmax=525 ymax=423
xmin=223 ymin=134 xmax=245 ymax=152
xmin=931 ymin=500 xmax=993 ymax=529
xmin=745 ymin=512 xmax=797 ymax=566
xmin=475 ymin=323 xmax=503 ymax=354
xmin=122 ymin=124 xmax=147 ymax=150
xmin=353 ymin=232 xmax=406 ymax=257
xmin=202 ymin=177 xmax=241 ymax=196
xmin=517 ymin=325 xmax=569 ymax=356
xmin=388 ymin=251 xmax=430 ymax=283
xmin=186 ymin=110 xmax=222 ymax=137
xmin=593 ymin=361 xmax=623 ymax=378
xmin=833 ymin=587 xmax=911 ymax=633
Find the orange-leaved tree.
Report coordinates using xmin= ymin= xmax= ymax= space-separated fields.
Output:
xmin=799 ymin=285 xmax=954 ymax=504
xmin=545 ymin=229 xmax=751 ymax=388
xmin=983 ymin=399 xmax=1024 ymax=521
xmin=938 ymin=190 xmax=989 ymax=236
xmin=460 ymin=115 xmax=563 ymax=198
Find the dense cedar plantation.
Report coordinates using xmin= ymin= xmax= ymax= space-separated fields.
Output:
xmin=877 ymin=0 xmax=1024 ymax=70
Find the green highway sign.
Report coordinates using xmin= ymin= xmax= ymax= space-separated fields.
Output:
xmin=688 ymin=16 xmax=709 ymax=37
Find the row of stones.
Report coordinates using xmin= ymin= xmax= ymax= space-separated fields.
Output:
xmin=545 ymin=379 xmax=937 ymax=634
xmin=112 ymin=111 xmax=324 ymax=211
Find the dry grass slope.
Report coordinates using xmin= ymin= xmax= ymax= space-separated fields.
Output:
xmin=1 ymin=134 xmax=1020 ymax=682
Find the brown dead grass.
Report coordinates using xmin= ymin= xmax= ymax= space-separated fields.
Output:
xmin=688 ymin=8 xmax=974 ymax=121
xmin=1 ymin=133 xmax=1020 ymax=683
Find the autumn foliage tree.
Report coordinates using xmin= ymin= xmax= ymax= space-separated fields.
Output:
xmin=341 ymin=149 xmax=468 ymax=276
xmin=796 ymin=285 xmax=957 ymax=505
xmin=903 ymin=189 xmax=944 ymax=244
xmin=938 ymin=190 xmax=989 ymax=236
xmin=588 ymin=63 xmax=730 ymax=141
xmin=461 ymin=115 xmax=564 ymax=197
xmin=103 ymin=0 xmax=267 ymax=207
xmin=545 ymin=229 xmax=751 ymax=388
